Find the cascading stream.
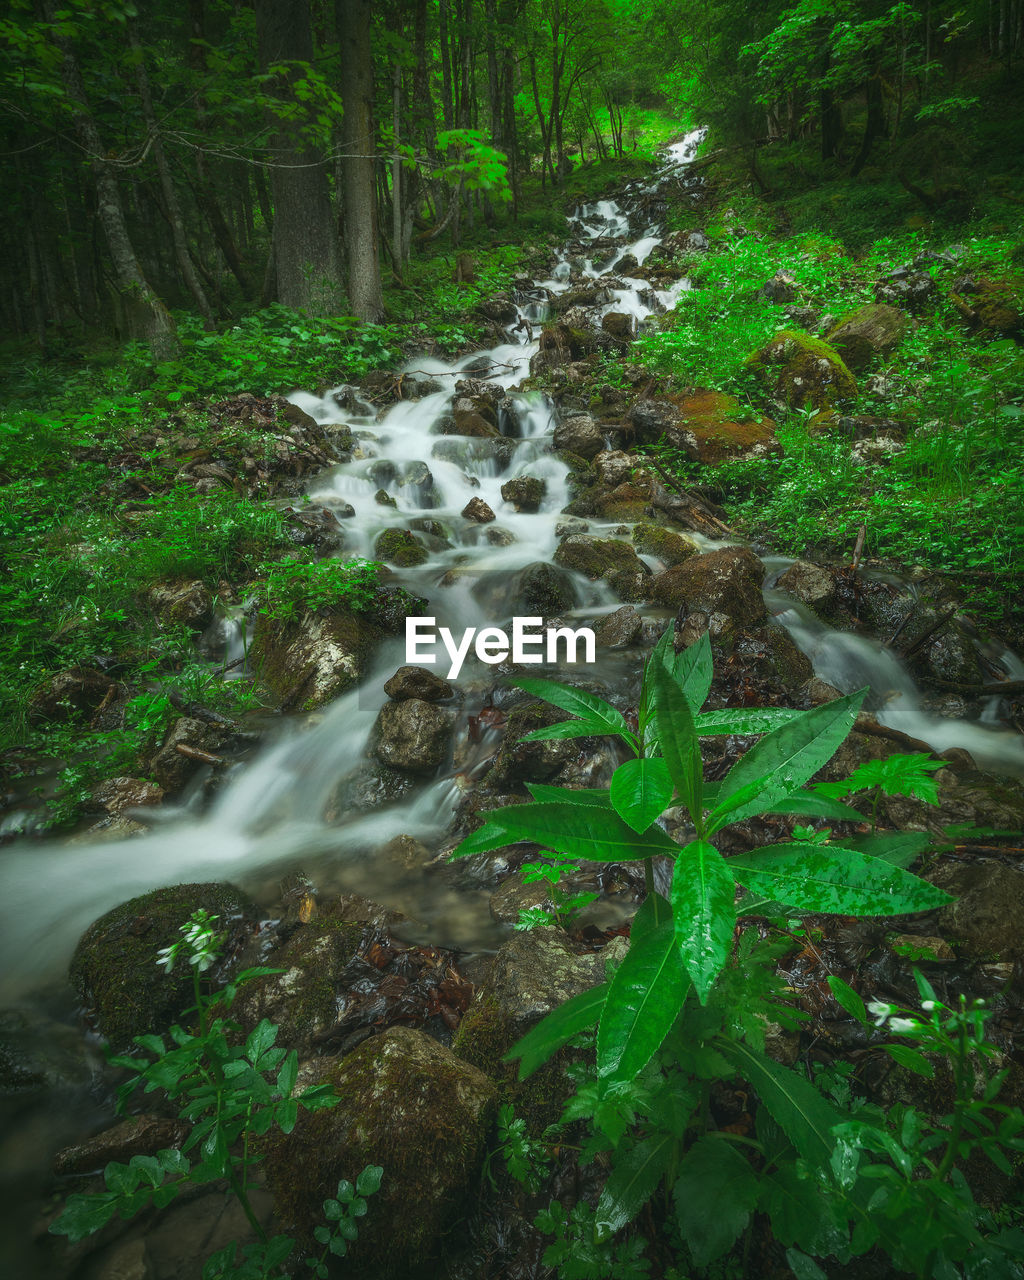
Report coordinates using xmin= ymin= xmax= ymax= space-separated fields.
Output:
xmin=1 ymin=124 xmax=1022 ymax=1007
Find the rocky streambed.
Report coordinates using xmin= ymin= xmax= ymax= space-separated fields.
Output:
xmin=2 ymin=132 xmax=1024 ymax=1279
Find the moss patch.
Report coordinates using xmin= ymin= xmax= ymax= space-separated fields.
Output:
xmin=745 ymin=330 xmax=858 ymax=409
xmin=69 ymin=882 xmax=257 ymax=1050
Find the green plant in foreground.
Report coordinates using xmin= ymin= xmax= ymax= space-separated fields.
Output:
xmin=514 ymin=857 xmax=599 ymax=932
xmin=50 ymin=910 xmax=383 ymax=1278
xmin=455 ymin=627 xmax=1024 ymax=1276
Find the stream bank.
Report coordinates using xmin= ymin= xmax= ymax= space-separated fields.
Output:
xmin=3 ymin=131 xmax=1024 ymax=1280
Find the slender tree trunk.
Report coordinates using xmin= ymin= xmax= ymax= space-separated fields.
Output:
xmin=337 ymin=0 xmax=385 ymax=321
xmin=256 ymin=0 xmax=344 ymax=315
xmin=130 ymin=24 xmax=215 ymax=325
xmin=439 ymin=0 xmax=455 ymax=130
xmin=45 ymin=3 xmax=177 ymax=356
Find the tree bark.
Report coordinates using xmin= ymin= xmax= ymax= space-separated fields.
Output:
xmin=337 ymin=0 xmax=386 ymax=321
xmin=130 ymin=24 xmax=215 ymax=325
xmin=255 ymin=0 xmax=345 ymax=315
xmin=45 ymin=3 xmax=177 ymax=356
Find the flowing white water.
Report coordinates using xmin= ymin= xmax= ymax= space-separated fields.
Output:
xmin=1 ymin=122 xmax=1022 ymax=999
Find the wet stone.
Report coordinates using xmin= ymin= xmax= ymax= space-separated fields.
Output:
xmin=383 ymin=666 xmax=454 ymax=702
xmin=461 ymin=496 xmax=495 ymax=523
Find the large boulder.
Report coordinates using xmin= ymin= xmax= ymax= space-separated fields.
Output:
xmin=263 ymin=1028 xmax=497 ymax=1275
xmin=509 ymin=561 xmax=576 ymax=614
xmin=374 ymin=699 xmax=456 ymax=774
xmin=146 ymin=580 xmax=215 ymax=630
xmin=149 ymin=715 xmax=230 ymax=792
xmin=484 ymin=701 xmax=574 ymax=787
xmin=951 ymin=274 xmax=1024 ymax=337
xmin=874 ymin=268 xmax=937 ymax=312
xmin=554 ymin=534 xmax=652 ymax=602
xmin=825 ymin=304 xmax=912 ymax=371
xmin=777 ymin=560 xmax=838 ymax=613
xmin=251 ymin=612 xmax=387 ymax=711
xmin=553 ymin=413 xmax=605 ymax=459
xmin=745 ymin=331 xmax=857 ymax=409
xmin=69 ymin=883 xmax=257 ymax=1050
xmin=628 ymin=392 xmax=776 ymax=463
xmin=651 ymin=546 xmax=767 ymax=627
xmin=500 ymin=475 xmax=547 ymax=512
xmin=28 ymin=666 xmax=115 ymax=725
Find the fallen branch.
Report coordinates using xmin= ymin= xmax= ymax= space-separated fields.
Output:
xmin=900 ymin=607 xmax=957 ymax=659
xmin=174 ymin=743 xmax=227 ymax=766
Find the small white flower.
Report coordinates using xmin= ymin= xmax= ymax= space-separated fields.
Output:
xmin=920 ymin=1000 xmax=937 ymax=1012
xmin=888 ymin=1017 xmax=918 ymax=1035
xmin=867 ymin=1001 xmax=893 ymax=1026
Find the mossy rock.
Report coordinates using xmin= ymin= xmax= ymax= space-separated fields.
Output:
xmin=650 ymin=546 xmax=767 ymax=628
xmin=374 ymin=527 xmax=429 ymax=567
xmin=251 ymin=611 xmax=387 ymax=711
xmin=484 ymin=701 xmax=573 ymax=787
xmin=500 ymin=475 xmax=547 ymax=512
xmin=745 ymin=330 xmax=857 ymax=409
xmin=553 ymin=533 xmax=648 ymax=582
xmin=453 ymin=930 xmax=628 ymax=1131
xmin=952 ymin=275 xmax=1024 ymax=336
xmin=674 ymin=390 xmax=778 ymax=463
xmin=825 ymin=304 xmax=911 ymax=372
xmin=633 ymin=522 xmax=699 ymax=567
xmin=262 ymin=1027 xmax=497 ymax=1277
xmin=593 ymin=480 xmax=651 ymax=522
xmin=69 ymin=883 xmax=258 ymax=1051
xmin=231 ymin=910 xmax=364 ymax=1055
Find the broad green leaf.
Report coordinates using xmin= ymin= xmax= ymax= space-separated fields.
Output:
xmin=673 ymin=1137 xmax=761 ymax=1265
xmin=596 ymin=1131 xmax=675 ymax=1239
xmin=719 ymin=1039 xmax=845 ymax=1167
xmin=448 ymin=822 xmax=518 ymax=860
xmin=841 ymin=830 xmax=934 ymax=868
xmin=653 ymin=626 xmax=713 ymax=712
xmin=355 ymin=1164 xmax=384 ymax=1196
xmin=505 ymin=983 xmax=607 ymax=1079
xmin=598 ymin=917 xmax=689 ymax=1081
xmin=651 ymin=659 xmax=703 ymax=818
xmin=694 ymin=707 xmax=805 ymax=736
xmin=761 ymin=1166 xmax=836 ymax=1251
xmin=785 ymin=1249 xmax=829 ymax=1280
xmin=456 ymin=801 xmax=678 ymax=863
xmin=510 ymin=678 xmax=631 ymax=738
xmin=610 ymin=758 xmax=674 ymax=832
xmin=276 ymin=1050 xmax=298 ymax=1097
xmin=525 ymin=783 xmax=612 ymax=806
xmin=827 ymin=976 xmax=867 ymax=1024
xmin=630 ymin=890 xmax=672 ymax=940
xmin=884 ymin=1045 xmax=935 ymax=1077
xmin=671 ymin=841 xmax=735 ymax=1003
xmin=728 ymin=843 xmax=953 ymax=915
xmin=518 ymin=719 xmax=608 ymax=742
xmin=767 ymin=792 xmax=865 ymax=823
xmin=710 ymin=690 xmax=867 ymax=831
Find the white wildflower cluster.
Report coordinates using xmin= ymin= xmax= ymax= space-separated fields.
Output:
xmin=155 ymin=909 xmax=224 ymax=974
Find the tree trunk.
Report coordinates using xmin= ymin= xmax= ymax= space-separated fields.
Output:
xmin=45 ymin=3 xmax=177 ymax=356
xmin=130 ymin=24 xmax=215 ymax=325
xmin=256 ymin=0 xmax=344 ymax=315
xmin=337 ymin=0 xmax=386 ymax=321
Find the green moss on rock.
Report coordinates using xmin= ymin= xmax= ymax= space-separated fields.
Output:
xmin=374 ymin=528 xmax=429 ymax=567
xmin=633 ymin=522 xmax=699 ymax=566
xmin=262 ymin=1027 xmax=497 ymax=1277
xmin=69 ymin=883 xmax=257 ymax=1050
xmin=746 ymin=329 xmax=857 ymax=408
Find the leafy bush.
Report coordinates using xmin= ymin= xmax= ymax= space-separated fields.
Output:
xmin=468 ymin=629 xmax=1024 ymax=1277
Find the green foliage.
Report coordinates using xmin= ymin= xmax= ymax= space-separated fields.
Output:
xmin=513 ymin=857 xmax=599 ymax=933
xmin=50 ymin=910 xmax=382 ymax=1280
xmin=446 ymin=628 xmax=1024 ymax=1276
xmin=254 ymin=558 xmax=384 ymax=623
